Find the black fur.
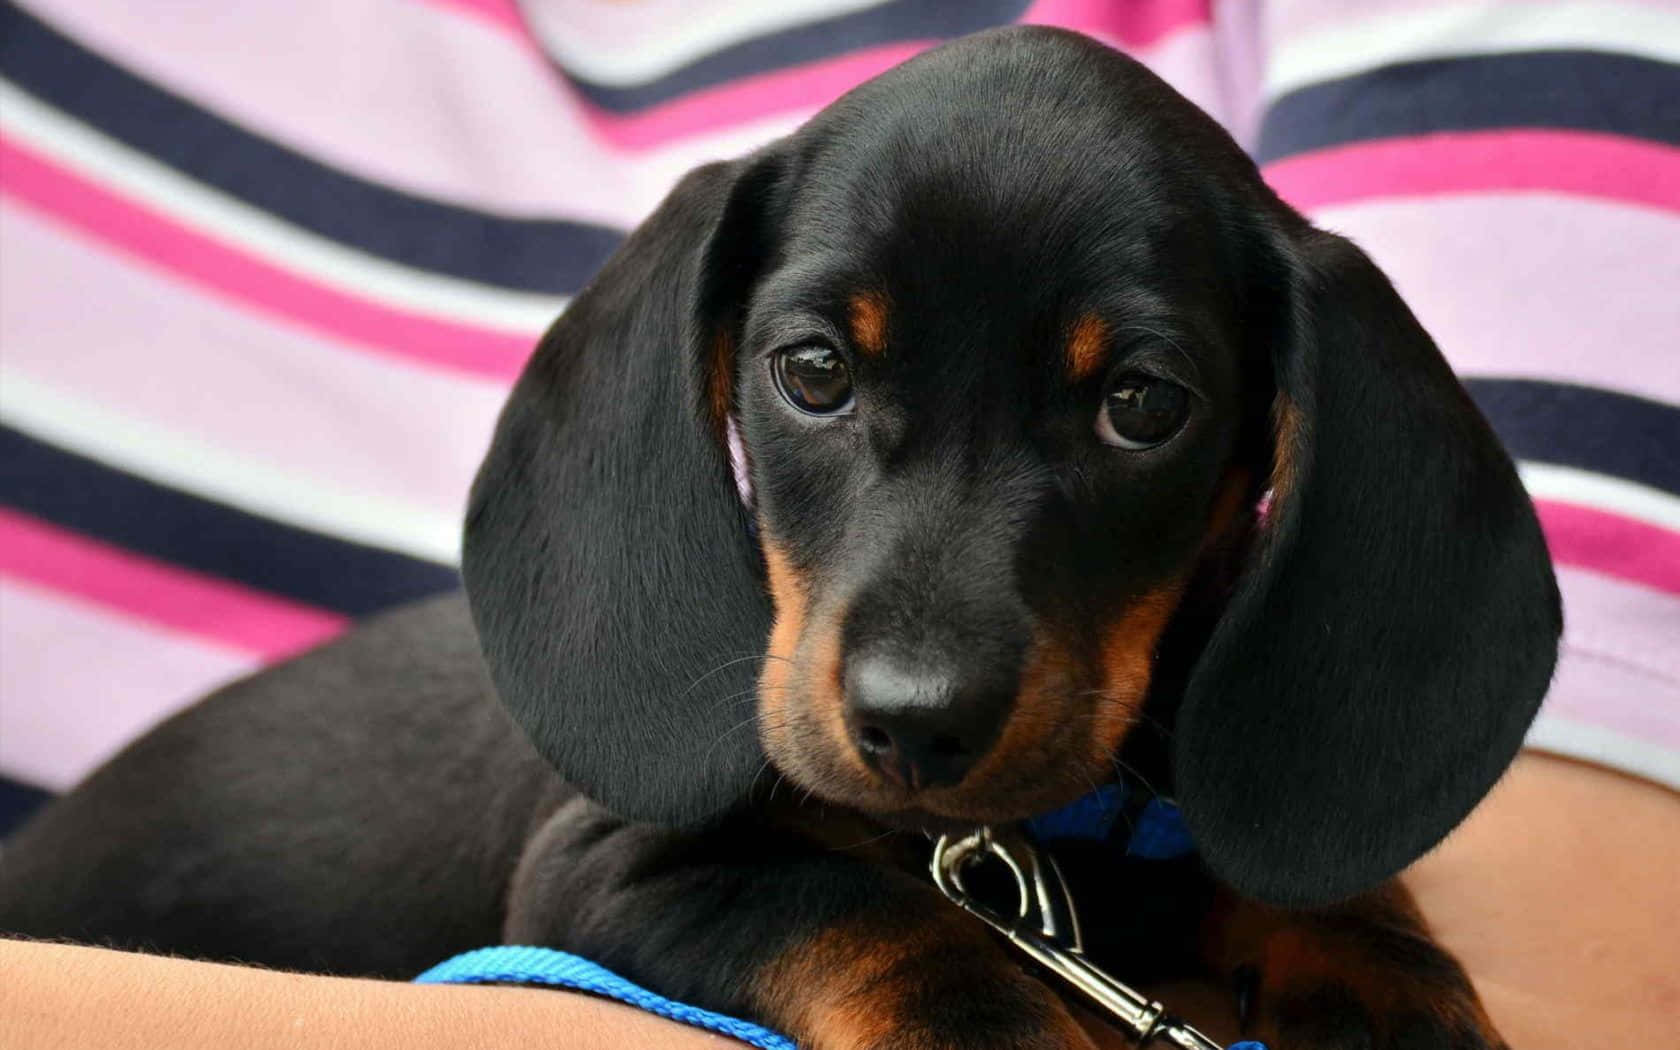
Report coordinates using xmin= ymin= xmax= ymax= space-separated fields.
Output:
xmin=1173 ymin=229 xmax=1561 ymax=906
xmin=463 ymin=159 xmax=774 ymax=826
xmin=3 ymin=27 xmax=1557 ymax=1048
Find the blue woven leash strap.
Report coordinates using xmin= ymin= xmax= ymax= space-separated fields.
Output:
xmin=415 ymin=945 xmax=795 ymax=1050
xmin=416 ymin=944 xmax=1264 ymax=1049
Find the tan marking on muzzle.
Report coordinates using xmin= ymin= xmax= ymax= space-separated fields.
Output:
xmin=1090 ymin=582 xmax=1185 ymax=764
xmin=758 ymin=536 xmax=808 ymax=747
xmin=758 ymin=534 xmax=864 ymax=778
xmin=958 ymin=631 xmax=1079 ymax=790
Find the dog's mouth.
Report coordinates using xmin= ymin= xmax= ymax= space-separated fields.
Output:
xmin=758 ymin=695 xmax=1134 ymax=828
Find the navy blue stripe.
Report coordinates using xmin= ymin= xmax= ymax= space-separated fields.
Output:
xmin=550 ymin=0 xmax=1032 ymax=112
xmin=1 ymin=427 xmax=460 ymax=617
xmin=0 ymin=1 xmax=623 ymax=296
xmin=1465 ymin=379 xmax=1680 ymax=498
xmin=1258 ymin=51 xmax=1680 ymax=163
xmin=0 ymin=775 xmax=52 ymax=839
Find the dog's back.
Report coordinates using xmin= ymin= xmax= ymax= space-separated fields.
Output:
xmin=0 ymin=595 xmax=567 ymax=978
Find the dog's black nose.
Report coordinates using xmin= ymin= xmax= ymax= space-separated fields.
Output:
xmin=842 ymin=654 xmax=1011 ymax=790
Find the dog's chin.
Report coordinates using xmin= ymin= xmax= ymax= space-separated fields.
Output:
xmin=769 ymin=758 xmax=1100 ymax=832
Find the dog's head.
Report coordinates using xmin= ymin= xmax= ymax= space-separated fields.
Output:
xmin=463 ymin=28 xmax=1559 ymax=906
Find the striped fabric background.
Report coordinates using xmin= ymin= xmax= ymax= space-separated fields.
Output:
xmin=3 ymin=0 xmax=1676 ymax=832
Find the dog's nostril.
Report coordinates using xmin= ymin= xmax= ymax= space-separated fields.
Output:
xmin=857 ymin=725 xmax=893 ymax=753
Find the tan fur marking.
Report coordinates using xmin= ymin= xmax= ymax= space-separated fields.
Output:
xmin=754 ymin=911 xmax=1097 ymax=1049
xmin=707 ymin=329 xmax=735 ymax=437
xmin=804 ymin=607 xmax=865 ymax=774
xmin=1269 ymin=392 xmax=1305 ymax=506
xmin=758 ymin=535 xmax=871 ymax=782
xmin=848 ymin=291 xmax=890 ymax=357
xmin=758 ymin=536 xmax=808 ymax=750
xmin=960 ymin=631 xmax=1079 ymax=790
xmin=756 ymin=923 xmax=919 ymax=1049
xmin=1065 ymin=313 xmax=1110 ymax=382
xmin=1089 ymin=582 xmax=1185 ymax=763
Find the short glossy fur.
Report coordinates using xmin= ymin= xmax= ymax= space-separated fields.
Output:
xmin=1 ymin=29 xmax=1558 ymax=1049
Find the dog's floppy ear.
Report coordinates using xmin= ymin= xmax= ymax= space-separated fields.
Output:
xmin=463 ymin=158 xmax=781 ymax=825
xmin=1175 ymin=227 xmax=1561 ymax=907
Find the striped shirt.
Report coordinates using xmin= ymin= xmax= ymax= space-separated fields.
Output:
xmin=2 ymin=0 xmax=1676 ymax=825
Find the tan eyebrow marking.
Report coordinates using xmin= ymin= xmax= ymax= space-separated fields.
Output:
xmin=848 ymin=291 xmax=890 ymax=357
xmin=1065 ymin=312 xmax=1109 ymax=381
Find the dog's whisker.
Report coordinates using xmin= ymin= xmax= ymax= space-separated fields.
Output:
xmin=1108 ymin=755 xmax=1163 ymax=801
xmin=677 ymin=653 xmax=772 ymax=697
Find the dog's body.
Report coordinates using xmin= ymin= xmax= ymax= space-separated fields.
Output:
xmin=1 ymin=29 xmax=1558 ymax=1049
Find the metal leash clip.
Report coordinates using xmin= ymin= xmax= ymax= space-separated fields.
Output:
xmin=931 ymin=826 xmax=1224 ymax=1050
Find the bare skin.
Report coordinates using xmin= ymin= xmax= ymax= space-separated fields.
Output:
xmin=5 ymin=754 xmax=1673 ymax=1050
xmin=0 ymin=938 xmax=731 ymax=1050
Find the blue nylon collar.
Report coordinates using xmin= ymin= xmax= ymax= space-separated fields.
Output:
xmin=1025 ymin=781 xmax=1197 ymax=860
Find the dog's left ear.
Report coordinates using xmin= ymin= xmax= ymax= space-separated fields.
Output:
xmin=462 ymin=157 xmax=783 ymax=826
xmin=1175 ymin=227 xmax=1561 ymax=907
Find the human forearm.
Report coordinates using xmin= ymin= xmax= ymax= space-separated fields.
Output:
xmin=0 ymin=938 xmax=736 ymax=1050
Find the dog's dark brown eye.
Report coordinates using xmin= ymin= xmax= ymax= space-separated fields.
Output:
xmin=1097 ymin=373 xmax=1188 ymax=449
xmin=774 ymin=345 xmax=854 ymax=415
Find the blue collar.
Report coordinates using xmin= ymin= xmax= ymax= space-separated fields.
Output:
xmin=1025 ymin=782 xmax=1196 ymax=860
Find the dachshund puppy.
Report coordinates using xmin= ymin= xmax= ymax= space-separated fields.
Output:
xmin=1 ymin=28 xmax=1558 ymax=1050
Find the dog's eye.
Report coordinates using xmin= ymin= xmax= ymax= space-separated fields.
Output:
xmin=1097 ymin=373 xmax=1188 ymax=449
xmin=773 ymin=345 xmax=854 ymax=415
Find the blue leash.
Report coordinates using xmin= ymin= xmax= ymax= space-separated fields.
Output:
xmin=416 ymin=945 xmax=795 ymax=1050
xmin=418 ymin=786 xmax=1263 ymax=1049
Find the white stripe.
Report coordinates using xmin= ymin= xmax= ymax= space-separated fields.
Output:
xmin=0 ymin=373 xmax=463 ymax=565
xmin=1267 ymin=1 xmax=1680 ymax=99
xmin=0 ymin=81 xmax=566 ymax=336
xmin=521 ymin=0 xmax=895 ymax=87
xmin=1525 ymin=716 xmax=1680 ymax=791
xmin=1518 ymin=461 xmax=1680 ymax=533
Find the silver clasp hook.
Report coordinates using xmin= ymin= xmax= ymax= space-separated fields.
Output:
xmin=931 ymin=827 xmax=1224 ymax=1050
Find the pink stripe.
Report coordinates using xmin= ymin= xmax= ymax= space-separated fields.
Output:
xmin=1301 ymin=194 xmax=1680 ymax=407
xmin=1 ymin=200 xmax=504 ymax=524
xmin=1538 ymin=501 xmax=1680 ymax=596
xmin=0 ymin=509 xmax=348 ymax=660
xmin=0 ymin=136 xmax=531 ymax=382
xmin=1265 ymin=131 xmax=1680 ymax=214
xmin=1023 ymin=0 xmax=1211 ymax=47
xmin=0 ymin=580 xmax=261 ymax=790
xmin=427 ymin=0 xmax=527 ymax=37
xmin=435 ymin=0 xmax=1211 ymax=51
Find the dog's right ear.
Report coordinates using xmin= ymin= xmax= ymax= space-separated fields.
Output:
xmin=463 ymin=157 xmax=784 ymax=826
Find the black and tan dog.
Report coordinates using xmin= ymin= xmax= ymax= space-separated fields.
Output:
xmin=1 ymin=28 xmax=1559 ymax=1050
